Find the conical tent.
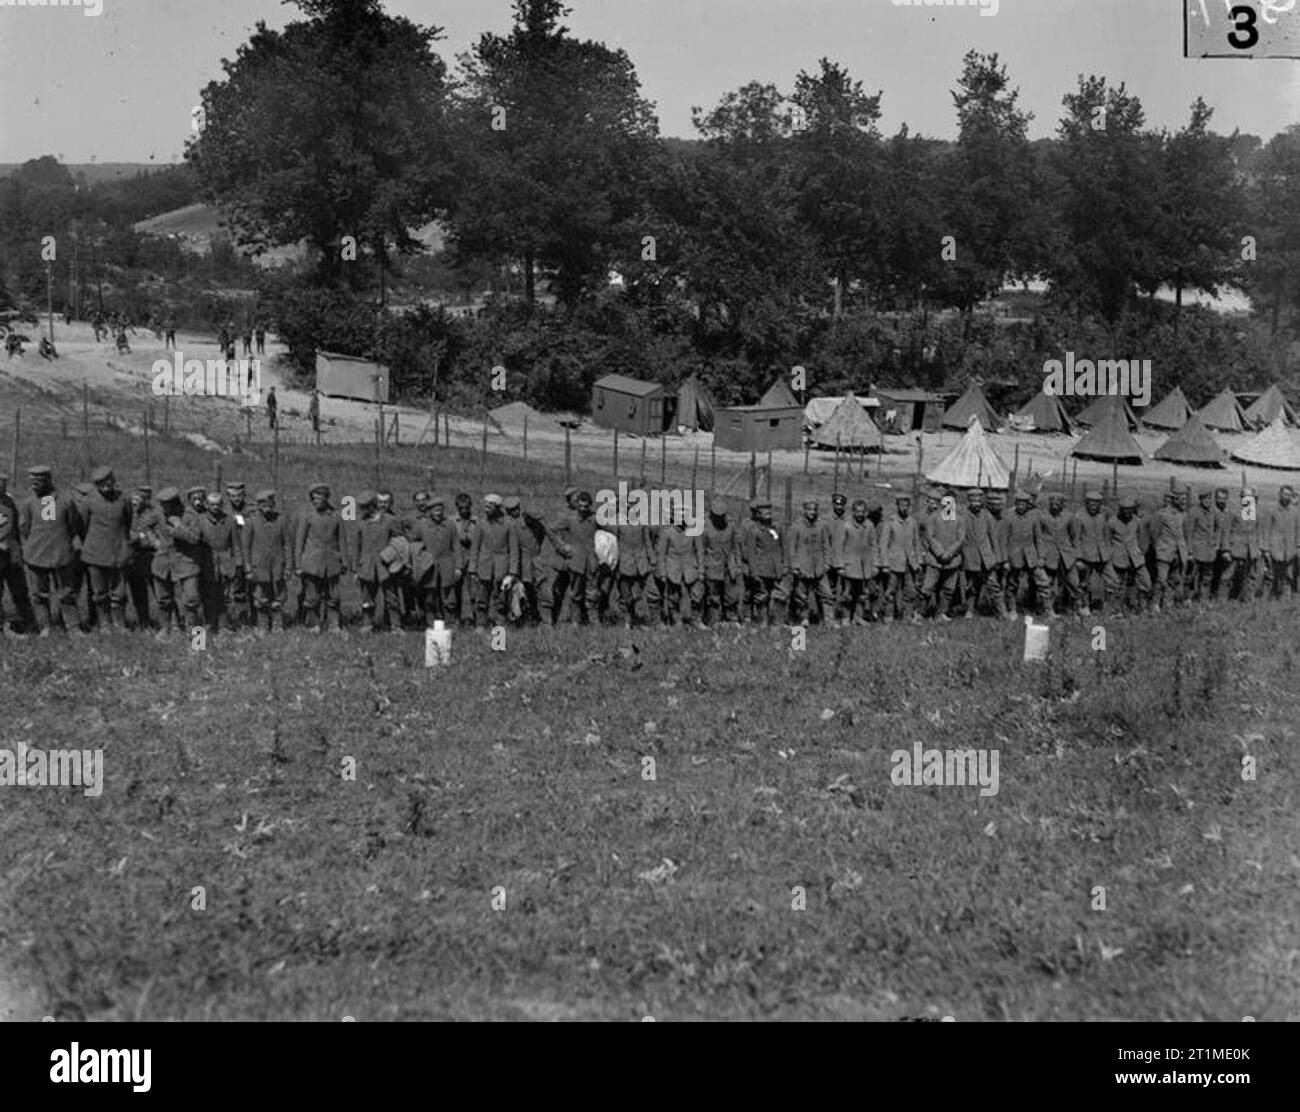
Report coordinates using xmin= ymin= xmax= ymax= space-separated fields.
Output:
xmin=1230 ymin=417 xmax=1300 ymax=469
xmin=1071 ymin=403 xmax=1145 ymax=464
xmin=811 ymin=394 xmax=883 ymax=450
xmin=926 ymin=418 xmax=1010 ymax=489
xmin=804 ymin=396 xmax=841 ymax=429
xmin=1154 ymin=413 xmax=1225 ymax=466
xmin=1243 ymin=384 xmax=1297 ymax=429
xmin=1198 ymin=389 xmax=1248 ymax=432
xmin=759 ymin=378 xmax=799 ymax=409
xmin=1075 ymin=393 xmax=1139 ymax=430
xmin=1014 ymin=391 xmax=1074 ymax=434
xmin=675 ymin=375 xmax=715 ymax=431
xmin=1142 ymin=386 xmax=1192 ymax=430
xmin=942 ymin=384 xmax=1001 ymax=431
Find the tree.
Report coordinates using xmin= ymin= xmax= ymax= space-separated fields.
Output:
xmin=187 ymin=0 xmax=454 ymax=290
xmin=447 ymin=0 xmax=659 ymax=309
xmin=1243 ymin=124 xmax=1300 ymax=336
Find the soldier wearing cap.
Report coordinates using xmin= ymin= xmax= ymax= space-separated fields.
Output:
xmin=1003 ymin=490 xmax=1051 ymax=619
xmin=920 ymin=486 xmax=965 ymax=621
xmin=408 ymin=495 xmax=462 ymax=626
xmin=225 ymin=482 xmax=252 ymax=626
xmin=502 ymin=495 xmax=538 ymax=623
xmin=655 ymin=506 xmax=703 ymax=625
xmin=351 ymin=492 xmax=402 ymax=632
xmin=701 ymin=499 xmax=741 ymax=626
xmin=0 ymin=469 xmax=37 ymax=634
xmin=1185 ymin=488 xmax=1221 ymax=603
xmin=958 ymin=488 xmax=1002 ymax=619
xmin=453 ymin=492 xmax=477 ymax=627
xmin=1150 ymin=488 xmax=1190 ymax=613
xmin=244 ymin=489 xmax=292 ymax=633
xmin=1102 ymin=495 xmax=1152 ymax=614
xmin=123 ymin=486 xmax=155 ymax=628
xmin=740 ymin=501 xmax=784 ymax=625
xmin=147 ymin=486 xmax=204 ymax=633
xmin=199 ymin=491 xmax=241 ymax=632
xmin=826 ymin=492 xmax=851 ymax=621
xmin=138 ymin=488 xmax=179 ymax=633
xmin=549 ymin=491 xmax=600 ymax=624
xmin=787 ymin=499 xmax=833 ymax=626
xmin=16 ymin=465 xmax=83 ymax=634
xmin=1220 ymin=487 xmax=1262 ymax=602
xmin=296 ymin=483 xmax=345 ymax=632
xmin=838 ymin=498 xmax=877 ymax=625
xmin=613 ymin=499 xmax=656 ymax=629
xmin=78 ymin=465 xmax=133 ymax=631
xmin=877 ymin=492 xmax=922 ymax=623
xmin=1261 ymin=485 xmax=1298 ymax=600
xmin=983 ymin=489 xmax=1011 ymax=616
xmin=1038 ymin=493 xmax=1082 ymax=616
xmin=468 ymin=493 xmax=519 ymax=628
xmin=1210 ymin=486 xmax=1233 ymax=597
xmin=1073 ymin=489 xmax=1108 ymax=616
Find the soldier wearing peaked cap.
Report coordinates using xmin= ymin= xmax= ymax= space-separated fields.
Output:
xmin=0 ymin=468 xmax=37 ymax=634
xmin=1038 ymin=492 xmax=1082 ymax=616
xmin=452 ymin=493 xmax=477 ymax=627
xmin=1184 ymin=488 xmax=1220 ymax=603
xmin=17 ymin=465 xmax=83 ymax=634
xmin=1003 ymin=489 xmax=1051 ymax=620
xmin=123 ymin=485 xmax=155 ymax=629
xmin=1220 ymin=487 xmax=1262 ymax=602
xmin=740 ymin=500 xmax=784 ymax=625
xmin=837 ymin=498 xmax=877 ymax=625
xmin=244 ymin=489 xmax=292 ymax=633
xmin=787 ymin=499 xmax=833 ymax=626
xmin=1102 ymin=495 xmax=1152 ymax=615
xmin=1151 ymin=488 xmax=1190 ymax=614
xmin=351 ymin=491 xmax=402 ymax=632
xmin=655 ymin=508 xmax=703 ymax=626
xmin=826 ymin=492 xmax=851 ymax=621
xmin=80 ymin=463 xmax=132 ymax=631
xmin=296 ymin=483 xmax=344 ymax=632
xmin=958 ymin=488 xmax=1003 ymax=620
xmin=701 ymin=498 xmax=742 ymax=626
xmin=1261 ymin=485 xmax=1298 ymax=600
xmin=468 ymin=493 xmax=519 ymax=629
xmin=407 ymin=493 xmax=462 ymax=627
xmin=920 ymin=486 xmax=965 ymax=622
xmin=613 ymin=502 xmax=657 ymax=629
xmin=877 ymin=493 xmax=923 ymax=623
xmin=224 ymin=482 xmax=251 ymax=627
xmin=199 ymin=491 xmax=241 ymax=633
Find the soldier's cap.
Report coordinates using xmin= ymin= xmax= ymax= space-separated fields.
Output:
xmin=157 ymin=486 xmax=180 ymax=503
xmin=1119 ymin=495 xmax=1138 ymax=510
xmin=357 ymin=491 xmax=377 ymax=507
xmin=925 ymin=486 xmax=942 ymax=500
xmin=851 ymin=498 xmax=868 ymax=512
xmin=90 ymin=465 xmax=113 ymax=484
xmin=206 ymin=492 xmax=223 ymax=506
xmin=28 ymin=465 xmax=52 ymax=478
xmin=895 ymin=492 xmax=911 ymax=502
xmin=255 ymin=489 xmax=276 ymax=502
xmin=710 ymin=499 xmax=727 ymax=516
xmin=428 ymin=496 xmax=445 ymax=507
xmin=185 ymin=485 xmax=206 ymax=499
xmin=1242 ymin=488 xmax=1256 ymax=500
xmin=1282 ymin=485 xmax=1296 ymax=496
xmin=135 ymin=485 xmax=153 ymax=496
xmin=576 ymin=491 xmax=592 ymax=504
xmin=1014 ymin=490 xmax=1031 ymax=502
xmin=753 ymin=500 xmax=772 ymax=511
xmin=563 ymin=486 xmax=577 ymax=499
xmin=75 ymin=482 xmax=93 ymax=496
xmin=1083 ymin=488 xmax=1101 ymax=500
xmin=413 ymin=491 xmax=430 ymax=504
xmin=832 ymin=493 xmax=847 ymax=505
xmin=484 ymin=493 xmax=503 ymax=506
xmin=226 ymin=482 xmax=245 ymax=493
xmin=1048 ymin=493 xmax=1065 ymax=504
xmin=802 ymin=500 xmax=818 ymax=511
xmin=309 ymin=482 xmax=330 ymax=496
xmin=1197 ymin=488 xmax=1212 ymax=499
xmin=504 ymin=495 xmax=521 ymax=511
xmin=1214 ymin=486 xmax=1230 ymax=496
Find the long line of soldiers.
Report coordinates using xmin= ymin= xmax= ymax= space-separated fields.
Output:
xmin=0 ymin=465 xmax=1295 ymax=638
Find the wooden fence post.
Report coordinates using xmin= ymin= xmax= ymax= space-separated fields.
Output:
xmin=613 ymin=428 xmax=619 ymax=484
xmin=710 ymin=440 xmax=716 ymax=494
xmin=692 ymin=445 xmax=699 ymax=491
xmin=783 ymin=475 xmax=793 ymax=530
xmin=660 ymin=432 xmax=666 ymax=484
xmin=564 ymin=425 xmax=572 ymax=485
xmin=479 ymin=411 xmax=489 ymax=487
xmin=82 ymin=382 xmax=90 ymax=479
xmin=748 ymin=452 xmax=757 ymax=501
xmin=523 ymin=413 xmax=528 ymax=462
xmin=10 ymin=407 xmax=20 ymax=483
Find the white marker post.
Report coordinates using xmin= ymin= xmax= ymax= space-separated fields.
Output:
xmin=425 ymin=620 xmax=452 ymax=667
xmin=1022 ymin=615 xmax=1049 ymax=664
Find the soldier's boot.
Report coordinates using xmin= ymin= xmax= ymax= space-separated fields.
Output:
xmin=272 ymin=609 xmax=286 ymax=633
xmin=327 ymin=608 xmax=343 ymax=634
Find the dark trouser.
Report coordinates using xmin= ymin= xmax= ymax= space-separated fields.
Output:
xmin=536 ymin=565 xmax=568 ymax=625
xmin=920 ymin=563 xmax=961 ymax=617
xmin=152 ymin=574 xmax=177 ymax=629
xmin=421 ymin=575 xmax=458 ymax=626
xmin=1077 ymin=560 xmax=1105 ymax=611
xmin=301 ymin=573 xmax=340 ymax=626
xmin=745 ymin=575 xmax=780 ymax=625
xmin=1102 ymin=562 xmax=1152 ymax=609
xmin=565 ymin=570 xmax=599 ymax=624
xmin=359 ymin=576 xmax=402 ymax=630
xmin=1264 ymin=555 xmax=1297 ymax=598
xmin=175 ymin=574 xmax=203 ymax=629
xmin=224 ymin=567 xmax=250 ymax=626
xmin=125 ymin=557 xmax=152 ymax=627
xmin=839 ymin=575 xmax=872 ymax=622
xmin=456 ymin=565 xmax=477 ymax=626
xmin=1218 ymin=555 xmax=1258 ymax=602
xmin=702 ymin=576 xmax=739 ymax=625
xmin=0 ymin=552 xmax=36 ymax=631
xmin=85 ymin=564 xmax=127 ymax=627
xmin=1185 ymin=559 xmax=1217 ymax=601
xmin=1005 ymin=562 xmax=1052 ymax=615
xmin=1044 ymin=560 xmax=1082 ymax=613
xmin=880 ymin=568 xmax=918 ymax=620
xmin=960 ymin=566 xmax=1004 ymax=616
xmin=251 ymin=577 xmax=287 ymax=628
xmin=660 ymin=578 xmax=699 ymax=625
xmin=618 ymin=572 xmax=653 ymax=626
xmin=1154 ymin=559 xmax=1183 ymax=608
xmin=473 ymin=574 xmax=508 ymax=628
xmin=26 ymin=564 xmax=79 ymax=631
xmin=791 ymin=573 xmax=832 ymax=624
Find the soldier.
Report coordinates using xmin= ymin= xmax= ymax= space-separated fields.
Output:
xmin=920 ymin=487 xmax=965 ymax=621
xmin=308 ymin=390 xmax=321 ymax=435
xmin=244 ymin=489 xmax=292 ymax=633
xmin=79 ymin=465 xmax=133 ymax=632
xmin=838 ymin=498 xmax=877 ymax=625
xmin=266 ymin=386 xmax=278 ymax=431
xmin=123 ymin=486 xmax=154 ymax=630
xmin=453 ymin=492 xmax=477 ymax=627
xmin=984 ymin=490 xmax=1011 ymax=616
xmin=740 ymin=501 xmax=784 ymax=626
xmin=69 ymin=481 xmax=96 ymax=627
xmin=958 ymin=489 xmax=1002 ymax=620
xmin=0 ymin=470 xmax=37 ymax=634
xmin=1151 ymin=488 xmax=1190 ymax=613
xmin=1184 ymin=488 xmax=1221 ymax=603
xmin=1261 ymin=485 xmax=1299 ymax=600
xmin=351 ymin=492 xmax=401 ymax=632
xmin=701 ymin=500 xmax=742 ymax=626
xmin=521 ymin=504 xmax=571 ymax=625
xmin=255 ymin=321 xmax=266 ymax=355
xmin=1220 ymin=488 xmax=1261 ymax=602
xmin=556 ymin=491 xmax=601 ymax=624
xmin=1074 ymin=490 xmax=1109 ymax=617
xmin=295 ymin=482 xmax=345 ymax=632
xmin=1210 ymin=486 xmax=1233 ymax=597
xmin=503 ymin=496 xmax=539 ymax=624
xmin=614 ymin=510 xmax=656 ymax=629
xmin=826 ymin=492 xmax=851 ymax=621
xmin=197 ymin=492 xmax=238 ymax=632
xmin=225 ymin=482 xmax=252 ymax=627
xmin=1004 ymin=490 xmax=1051 ymax=618
xmin=1102 ymin=495 xmax=1152 ymax=615
xmin=17 ymin=465 xmax=83 ymax=635
xmin=656 ymin=510 xmax=703 ymax=625
xmin=1037 ymin=493 xmax=1082 ymax=616
xmin=409 ymin=496 xmax=462 ymax=626
xmin=877 ymin=493 xmax=922 ymax=624
xmin=164 ymin=487 xmax=207 ymax=633
xmin=468 ymin=494 xmax=519 ymax=629
xmin=785 ymin=500 xmax=832 ymax=626
xmin=137 ymin=487 xmax=177 ymax=635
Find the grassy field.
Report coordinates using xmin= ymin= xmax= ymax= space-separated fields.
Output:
xmin=2 ymin=390 xmax=1299 ymax=1021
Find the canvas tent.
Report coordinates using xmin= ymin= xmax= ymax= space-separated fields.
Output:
xmin=803 ymin=396 xmax=841 ymax=430
xmin=1230 ymin=417 xmax=1300 ymax=469
xmin=1198 ymin=389 xmax=1249 ymax=432
xmin=811 ymin=394 xmax=883 ymax=451
xmin=1075 ymin=393 xmax=1139 ymax=430
xmin=316 ymin=351 xmax=390 ymax=403
xmin=1142 ymin=386 xmax=1192 ymax=430
xmin=1243 ymin=384 xmax=1297 ymax=429
xmin=1153 ymin=413 xmax=1225 ymax=466
xmin=675 ymin=375 xmax=715 ymax=432
xmin=942 ymin=384 xmax=1001 ymax=431
xmin=1012 ymin=391 xmax=1074 ymax=434
xmin=759 ymin=378 xmax=800 ymax=409
xmin=488 ymin=400 xmax=557 ymax=433
xmin=926 ymin=418 xmax=1010 ymax=489
xmin=1070 ymin=403 xmax=1145 ymax=464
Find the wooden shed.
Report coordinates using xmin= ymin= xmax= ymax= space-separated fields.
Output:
xmin=714 ymin=379 xmax=804 ymax=452
xmin=591 ymin=374 xmax=674 ymax=436
xmin=873 ymin=387 xmax=951 ymax=434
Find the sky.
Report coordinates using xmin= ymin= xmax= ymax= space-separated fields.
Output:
xmin=0 ymin=0 xmax=1297 ymax=165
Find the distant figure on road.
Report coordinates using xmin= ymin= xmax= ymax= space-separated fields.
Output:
xmin=5 ymin=333 xmax=23 ymax=358
xmin=267 ymin=386 xmax=278 ymax=431
xmin=91 ymin=312 xmax=105 ymax=342
xmin=115 ymin=325 xmax=130 ymax=354
xmin=308 ymin=389 xmax=320 ymax=434
xmin=242 ymin=323 xmax=253 ymax=356
xmin=165 ymin=316 xmax=176 ymax=349
xmin=254 ymin=322 xmax=266 ymax=355
xmin=38 ymin=336 xmax=57 ymax=360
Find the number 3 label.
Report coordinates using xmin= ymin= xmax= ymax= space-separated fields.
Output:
xmin=1186 ymin=0 xmax=1300 ymax=58
xmin=1228 ymin=4 xmax=1259 ymax=48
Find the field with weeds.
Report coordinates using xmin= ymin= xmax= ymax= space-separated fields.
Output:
xmin=2 ymin=393 xmax=1299 ymax=1021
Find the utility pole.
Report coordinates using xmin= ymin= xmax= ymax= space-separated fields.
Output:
xmin=46 ymin=262 xmax=54 ymax=343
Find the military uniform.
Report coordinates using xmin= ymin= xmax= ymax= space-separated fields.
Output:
xmin=17 ymin=468 xmax=83 ymax=633
xmin=787 ymin=504 xmax=833 ymax=625
xmin=1102 ymin=498 xmax=1152 ymax=612
xmin=1151 ymin=495 xmax=1189 ymax=611
xmin=80 ymin=467 xmax=133 ymax=629
xmin=296 ymin=486 xmax=345 ymax=631
xmin=1074 ymin=497 xmax=1109 ymax=614
xmin=959 ymin=498 xmax=1002 ymax=619
xmin=243 ymin=493 xmax=292 ymax=631
xmin=453 ymin=504 xmax=478 ymax=626
xmin=199 ymin=502 xmax=241 ymax=631
xmin=825 ymin=496 xmax=851 ymax=621
xmin=1003 ymin=496 xmax=1051 ymax=617
xmin=615 ymin=522 xmax=657 ymax=627
xmin=655 ymin=522 xmax=703 ymax=624
xmin=701 ymin=506 xmax=741 ymax=625
xmin=352 ymin=496 xmax=402 ymax=631
xmin=1220 ymin=491 xmax=1261 ymax=601
xmin=468 ymin=498 xmax=520 ymax=627
xmin=1185 ymin=494 xmax=1222 ymax=601
xmin=836 ymin=507 xmax=877 ymax=624
xmin=877 ymin=502 xmax=922 ymax=622
xmin=1037 ymin=500 xmax=1081 ymax=614
xmin=740 ymin=504 xmax=784 ymax=625
xmin=410 ymin=503 xmax=461 ymax=625
xmin=920 ymin=494 xmax=965 ymax=620
xmin=1261 ymin=490 xmax=1299 ymax=599
xmin=0 ymin=476 xmax=36 ymax=632
xmin=225 ymin=484 xmax=252 ymax=626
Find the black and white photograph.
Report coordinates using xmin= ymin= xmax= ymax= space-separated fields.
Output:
xmin=0 ymin=0 xmax=1297 ymax=1068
